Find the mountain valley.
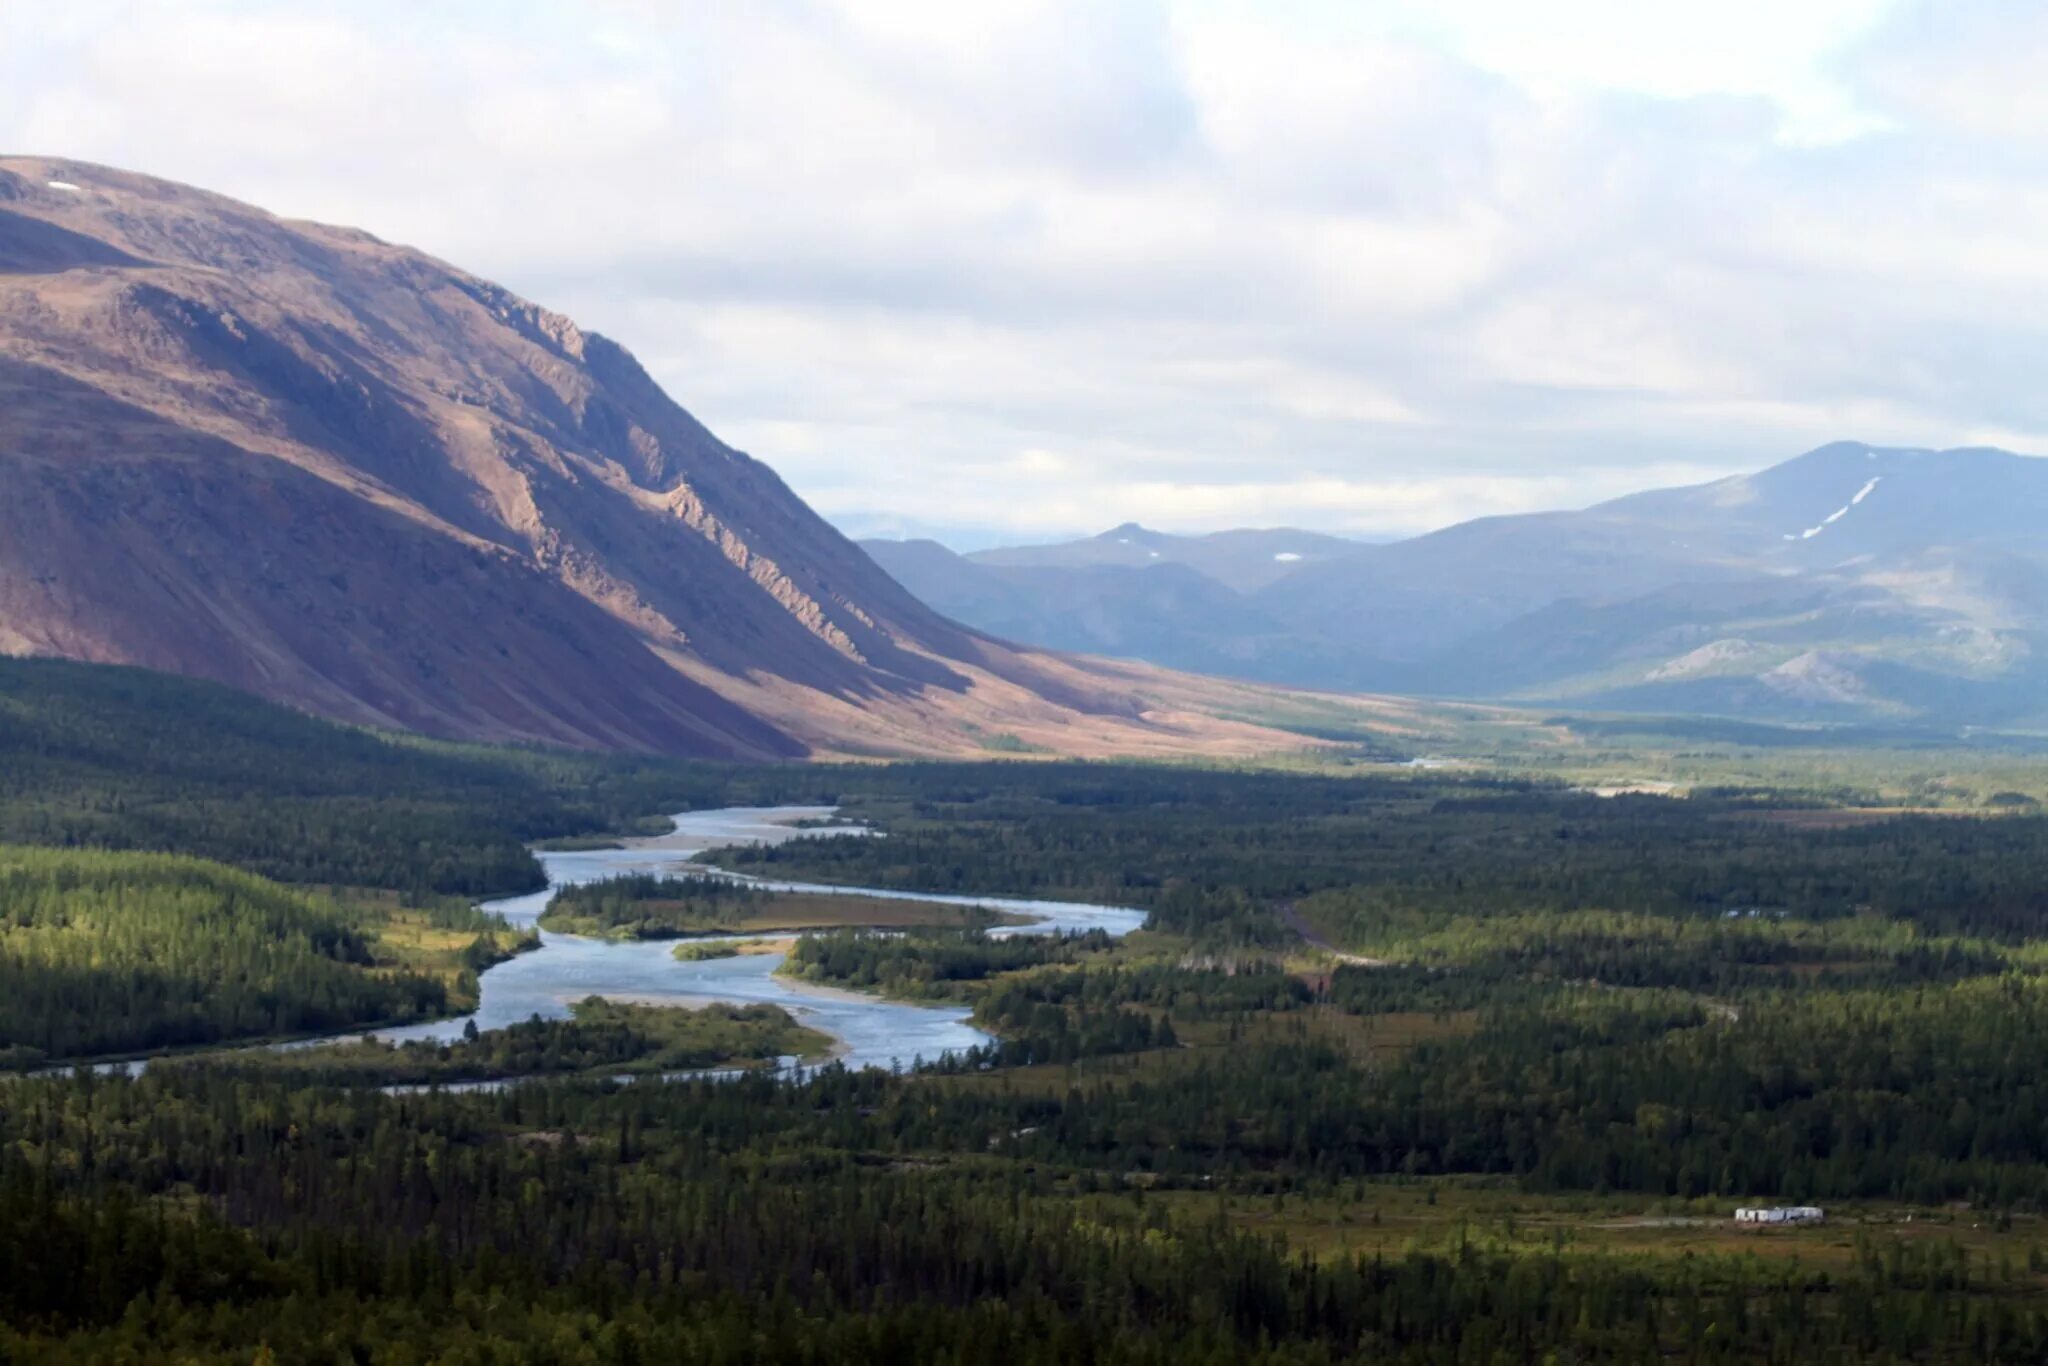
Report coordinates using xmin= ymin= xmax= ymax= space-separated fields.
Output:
xmin=868 ymin=443 xmax=2048 ymax=728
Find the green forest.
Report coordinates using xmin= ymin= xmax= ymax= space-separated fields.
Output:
xmin=540 ymin=872 xmax=1015 ymax=938
xmin=540 ymin=872 xmax=779 ymax=937
xmin=783 ymin=925 xmax=1118 ymax=999
xmin=0 ymin=846 xmax=527 ymax=1067
xmin=15 ymin=661 xmax=2048 ymax=1357
xmin=173 ymin=998 xmax=834 ymax=1086
xmin=0 ymin=657 xmax=839 ymax=893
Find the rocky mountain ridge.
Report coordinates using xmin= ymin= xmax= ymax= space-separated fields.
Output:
xmin=0 ymin=157 xmax=1331 ymax=760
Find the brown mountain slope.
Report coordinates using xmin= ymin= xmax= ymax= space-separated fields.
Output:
xmin=0 ymin=157 xmax=1322 ymax=759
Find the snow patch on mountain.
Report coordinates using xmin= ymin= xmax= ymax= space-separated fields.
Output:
xmin=1785 ymin=477 xmax=1882 ymax=541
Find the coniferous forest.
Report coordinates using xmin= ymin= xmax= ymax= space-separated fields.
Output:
xmin=0 ymin=847 xmax=479 ymax=1066
xmin=15 ymin=660 xmax=2048 ymax=1358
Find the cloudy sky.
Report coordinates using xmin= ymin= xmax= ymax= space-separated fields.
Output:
xmin=5 ymin=0 xmax=2042 ymax=545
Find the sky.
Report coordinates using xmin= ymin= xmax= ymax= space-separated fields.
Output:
xmin=5 ymin=0 xmax=2044 ymax=547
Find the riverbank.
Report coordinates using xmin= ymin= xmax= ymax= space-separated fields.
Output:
xmin=155 ymin=998 xmax=839 ymax=1087
xmin=20 ymin=806 xmax=1147 ymax=1080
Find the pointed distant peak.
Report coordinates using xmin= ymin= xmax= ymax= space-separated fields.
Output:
xmin=1098 ymin=521 xmax=1170 ymax=546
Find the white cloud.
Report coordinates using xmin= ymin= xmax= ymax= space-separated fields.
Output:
xmin=6 ymin=0 xmax=2047 ymax=546
xmin=1371 ymin=0 xmax=1896 ymax=142
xmin=1848 ymin=0 xmax=2048 ymax=142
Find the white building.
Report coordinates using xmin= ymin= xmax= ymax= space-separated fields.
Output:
xmin=1734 ymin=1206 xmax=1824 ymax=1225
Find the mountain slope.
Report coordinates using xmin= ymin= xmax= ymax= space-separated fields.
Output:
xmin=866 ymin=539 xmax=1259 ymax=661
xmin=0 ymin=157 xmax=1310 ymax=760
xmin=876 ymin=443 xmax=2048 ymax=727
xmin=1274 ymin=443 xmax=2048 ymax=716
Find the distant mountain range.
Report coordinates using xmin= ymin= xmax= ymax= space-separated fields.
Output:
xmin=975 ymin=523 xmax=1364 ymax=593
xmin=0 ymin=157 xmax=1350 ymax=761
xmin=865 ymin=443 xmax=2048 ymax=727
xmin=12 ymin=161 xmax=2032 ymax=744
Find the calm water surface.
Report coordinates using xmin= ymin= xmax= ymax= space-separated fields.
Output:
xmin=332 ymin=806 xmax=1145 ymax=1075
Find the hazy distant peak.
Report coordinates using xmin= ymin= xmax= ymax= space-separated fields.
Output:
xmin=969 ymin=521 xmax=1363 ymax=593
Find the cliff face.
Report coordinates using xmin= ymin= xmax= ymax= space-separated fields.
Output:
xmin=0 ymin=158 xmax=1309 ymax=759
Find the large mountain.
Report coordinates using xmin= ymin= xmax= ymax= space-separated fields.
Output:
xmin=0 ymin=157 xmax=1321 ymax=760
xmin=869 ymin=444 xmax=2048 ymax=727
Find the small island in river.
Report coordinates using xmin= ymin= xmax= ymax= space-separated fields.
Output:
xmin=537 ymin=872 xmax=1029 ymax=940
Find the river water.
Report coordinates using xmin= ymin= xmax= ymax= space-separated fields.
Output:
xmin=329 ymin=806 xmax=1145 ymax=1075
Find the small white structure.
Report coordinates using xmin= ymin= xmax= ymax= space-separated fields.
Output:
xmin=1735 ymin=1206 xmax=1824 ymax=1226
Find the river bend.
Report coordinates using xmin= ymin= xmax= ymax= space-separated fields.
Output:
xmin=346 ymin=806 xmax=1144 ymax=1074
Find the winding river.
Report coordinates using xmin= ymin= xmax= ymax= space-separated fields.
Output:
xmin=335 ymin=806 xmax=1145 ymax=1075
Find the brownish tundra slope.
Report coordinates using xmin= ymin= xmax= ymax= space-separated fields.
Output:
xmin=0 ymin=157 xmax=1341 ymax=759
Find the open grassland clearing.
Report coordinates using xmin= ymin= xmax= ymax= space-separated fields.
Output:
xmin=1157 ymin=1179 xmax=2048 ymax=1284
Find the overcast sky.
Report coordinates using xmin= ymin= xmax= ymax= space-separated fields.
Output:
xmin=6 ymin=0 xmax=2043 ymax=546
